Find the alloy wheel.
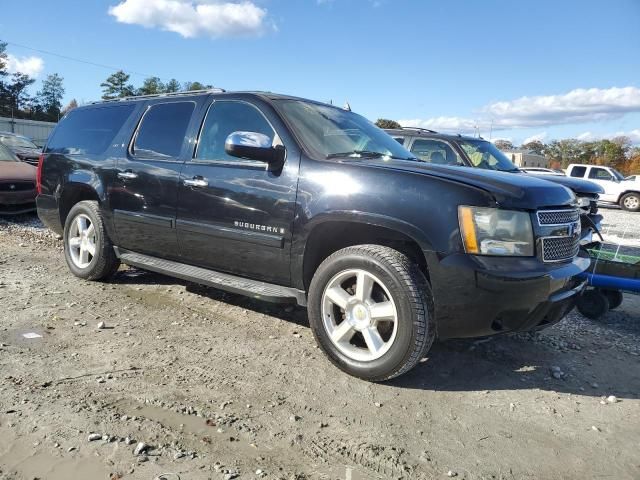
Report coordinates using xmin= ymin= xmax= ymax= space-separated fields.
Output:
xmin=321 ymin=269 xmax=398 ymax=362
xmin=68 ymin=213 xmax=97 ymax=269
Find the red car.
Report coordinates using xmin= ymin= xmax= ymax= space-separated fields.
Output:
xmin=0 ymin=143 xmax=37 ymax=215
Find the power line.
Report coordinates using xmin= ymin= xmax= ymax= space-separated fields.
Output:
xmin=5 ymin=40 xmax=165 ymax=81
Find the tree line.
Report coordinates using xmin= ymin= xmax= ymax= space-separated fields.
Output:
xmin=375 ymin=118 xmax=639 ymax=176
xmin=0 ymin=41 xmax=67 ymax=122
xmin=100 ymin=70 xmax=213 ymax=100
xmin=493 ymin=138 xmax=639 ymax=176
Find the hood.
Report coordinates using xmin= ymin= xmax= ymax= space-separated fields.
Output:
xmin=0 ymin=161 xmax=37 ymax=181
xmin=363 ymin=160 xmax=576 ymax=210
xmin=14 ymin=147 xmax=41 ymax=158
xmin=521 ymin=173 xmax=603 ymax=196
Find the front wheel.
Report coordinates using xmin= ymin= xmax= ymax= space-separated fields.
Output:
xmin=308 ymin=245 xmax=435 ymax=382
xmin=63 ymin=201 xmax=120 ymax=280
xmin=620 ymin=193 xmax=640 ymax=212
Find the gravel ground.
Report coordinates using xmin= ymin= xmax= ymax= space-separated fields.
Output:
xmin=0 ymin=211 xmax=638 ymax=480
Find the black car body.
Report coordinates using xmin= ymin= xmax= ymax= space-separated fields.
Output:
xmin=386 ymin=128 xmax=604 ymax=245
xmin=36 ymin=91 xmax=588 ymax=380
xmin=0 ymin=132 xmax=42 ymax=166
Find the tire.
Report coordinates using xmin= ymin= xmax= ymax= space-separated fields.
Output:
xmin=308 ymin=244 xmax=435 ymax=382
xmin=576 ymin=289 xmax=609 ymax=320
xmin=620 ymin=192 xmax=640 ymax=212
xmin=602 ymin=289 xmax=623 ymax=310
xmin=63 ymin=200 xmax=120 ymax=280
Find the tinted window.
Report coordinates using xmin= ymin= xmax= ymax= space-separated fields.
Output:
xmin=570 ymin=166 xmax=587 ymax=178
xmin=589 ymin=167 xmax=613 ymax=180
xmin=411 ymin=139 xmax=463 ymax=166
xmin=46 ymin=105 xmax=135 ymax=155
xmin=133 ymin=102 xmax=195 ymax=158
xmin=393 ymin=137 xmax=405 ymax=145
xmin=197 ymin=101 xmax=274 ymax=162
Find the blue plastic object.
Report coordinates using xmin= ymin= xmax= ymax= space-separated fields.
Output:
xmin=578 ymin=272 xmax=640 ymax=293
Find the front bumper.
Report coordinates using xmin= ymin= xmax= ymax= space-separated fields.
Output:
xmin=428 ymin=252 xmax=590 ymax=339
xmin=0 ymin=190 xmax=37 ymax=215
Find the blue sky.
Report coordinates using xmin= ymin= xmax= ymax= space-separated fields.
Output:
xmin=2 ymin=0 xmax=639 ymax=144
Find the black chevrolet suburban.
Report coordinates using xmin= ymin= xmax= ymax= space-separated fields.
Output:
xmin=37 ymin=90 xmax=589 ymax=381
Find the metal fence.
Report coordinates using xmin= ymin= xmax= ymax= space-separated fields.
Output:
xmin=0 ymin=116 xmax=57 ymax=147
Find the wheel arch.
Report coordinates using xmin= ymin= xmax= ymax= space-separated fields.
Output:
xmin=298 ymin=212 xmax=435 ymax=291
xmin=59 ymin=182 xmax=102 ymax=227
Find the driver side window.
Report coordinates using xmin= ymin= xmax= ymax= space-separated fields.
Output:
xmin=196 ymin=101 xmax=275 ymax=162
xmin=589 ymin=167 xmax=613 ymax=181
xmin=410 ymin=139 xmax=463 ymax=166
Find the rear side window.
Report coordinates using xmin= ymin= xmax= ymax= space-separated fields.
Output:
xmin=45 ymin=104 xmax=135 ymax=155
xmin=132 ymin=102 xmax=195 ymax=158
xmin=569 ymin=166 xmax=587 ymax=178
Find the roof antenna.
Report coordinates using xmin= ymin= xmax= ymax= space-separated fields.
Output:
xmin=343 ymin=101 xmax=351 ymax=112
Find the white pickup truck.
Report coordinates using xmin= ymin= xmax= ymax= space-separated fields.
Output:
xmin=567 ymin=164 xmax=640 ymax=212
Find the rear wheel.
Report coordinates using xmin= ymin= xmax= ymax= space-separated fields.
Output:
xmin=63 ymin=201 xmax=120 ymax=280
xmin=620 ymin=192 xmax=640 ymax=212
xmin=576 ymin=289 xmax=609 ymax=320
xmin=308 ymin=245 xmax=435 ymax=382
xmin=602 ymin=289 xmax=623 ymax=310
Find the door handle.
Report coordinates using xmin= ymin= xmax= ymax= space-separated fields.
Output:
xmin=117 ymin=171 xmax=138 ymax=180
xmin=183 ymin=177 xmax=208 ymax=188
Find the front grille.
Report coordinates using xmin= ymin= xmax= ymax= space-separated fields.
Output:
xmin=0 ymin=181 xmax=35 ymax=192
xmin=542 ymin=236 xmax=580 ymax=262
xmin=537 ymin=209 xmax=579 ymax=225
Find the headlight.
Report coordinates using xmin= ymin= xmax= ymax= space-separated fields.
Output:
xmin=576 ymin=196 xmax=591 ymax=208
xmin=458 ymin=206 xmax=534 ymax=256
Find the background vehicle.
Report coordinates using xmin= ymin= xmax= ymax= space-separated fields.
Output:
xmin=0 ymin=142 xmax=37 ymax=215
xmin=37 ymin=90 xmax=588 ymax=381
xmin=520 ymin=167 xmax=565 ymax=176
xmin=567 ymin=163 xmax=640 ymax=212
xmin=386 ymin=128 xmax=604 ymax=245
xmin=0 ymin=131 xmax=42 ymax=166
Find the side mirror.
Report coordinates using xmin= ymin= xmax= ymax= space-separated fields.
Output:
xmin=225 ymin=131 xmax=285 ymax=170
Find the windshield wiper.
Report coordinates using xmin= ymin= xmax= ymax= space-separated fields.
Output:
xmin=326 ymin=150 xmax=416 ymax=161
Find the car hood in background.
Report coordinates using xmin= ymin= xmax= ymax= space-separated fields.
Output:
xmin=0 ymin=161 xmax=37 ymax=181
xmin=520 ymin=173 xmax=604 ymax=196
xmin=362 ymin=160 xmax=576 ymax=210
xmin=13 ymin=147 xmax=41 ymax=158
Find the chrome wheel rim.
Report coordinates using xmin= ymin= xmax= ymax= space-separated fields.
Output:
xmin=68 ymin=214 xmax=96 ymax=269
xmin=624 ymin=196 xmax=639 ymax=210
xmin=321 ymin=269 xmax=398 ymax=362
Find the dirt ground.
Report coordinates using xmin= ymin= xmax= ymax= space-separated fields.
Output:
xmin=0 ymin=214 xmax=639 ymax=480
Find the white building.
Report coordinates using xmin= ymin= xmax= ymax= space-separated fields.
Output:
xmin=502 ymin=149 xmax=547 ymax=168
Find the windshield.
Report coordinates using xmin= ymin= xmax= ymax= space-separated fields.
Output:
xmin=0 ymin=143 xmax=20 ymax=161
xmin=0 ymin=135 xmax=38 ymax=150
xmin=457 ymin=139 xmax=518 ymax=172
xmin=610 ymin=168 xmax=625 ymax=181
xmin=275 ymin=100 xmax=415 ymax=160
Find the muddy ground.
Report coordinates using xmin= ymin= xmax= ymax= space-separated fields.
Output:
xmin=0 ymin=213 xmax=639 ymax=480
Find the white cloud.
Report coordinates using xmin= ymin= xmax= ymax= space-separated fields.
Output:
xmin=483 ymin=87 xmax=640 ymax=128
xmin=576 ymin=129 xmax=640 ymax=144
xmin=522 ymin=132 xmax=547 ymax=144
xmin=108 ymin=0 xmax=269 ymax=38
xmin=5 ymin=54 xmax=44 ymax=78
xmin=399 ymin=116 xmax=478 ymax=133
xmin=401 ymin=86 xmax=640 ymax=134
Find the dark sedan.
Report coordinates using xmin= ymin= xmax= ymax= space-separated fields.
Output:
xmin=0 ymin=131 xmax=42 ymax=166
xmin=0 ymin=143 xmax=37 ymax=215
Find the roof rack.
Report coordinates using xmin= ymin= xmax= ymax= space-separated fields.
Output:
xmin=401 ymin=126 xmax=439 ymax=134
xmin=90 ymin=87 xmax=226 ymax=104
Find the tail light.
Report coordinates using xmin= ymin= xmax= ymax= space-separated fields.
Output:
xmin=36 ymin=153 xmax=44 ymax=195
